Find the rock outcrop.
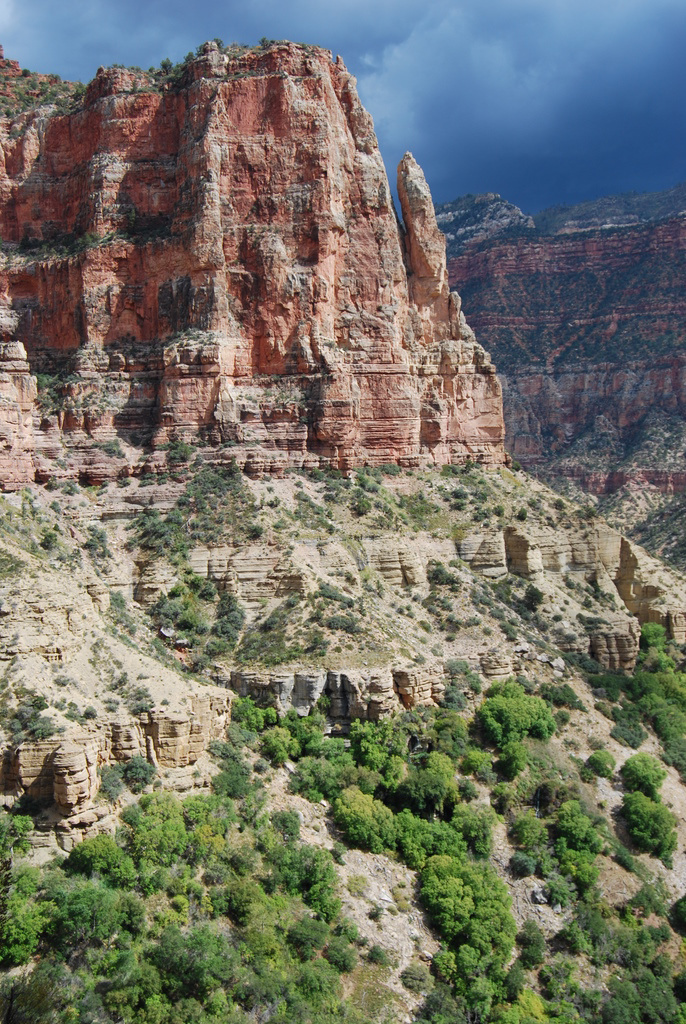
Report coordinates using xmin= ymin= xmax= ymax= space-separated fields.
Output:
xmin=458 ymin=519 xmax=686 ymax=669
xmin=0 ymin=43 xmax=506 ymax=486
xmin=231 ymin=664 xmax=444 ymax=721
xmin=0 ymin=693 xmax=232 ymax=823
xmin=0 ymin=341 xmax=36 ymax=485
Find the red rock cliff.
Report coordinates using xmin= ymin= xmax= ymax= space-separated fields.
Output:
xmin=446 ymin=213 xmax=686 ymax=477
xmin=0 ymin=42 xmax=505 ymax=484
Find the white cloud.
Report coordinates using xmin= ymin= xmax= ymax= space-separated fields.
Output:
xmin=0 ymin=0 xmax=683 ymax=208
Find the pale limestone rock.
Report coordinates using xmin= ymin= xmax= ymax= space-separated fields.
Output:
xmin=588 ymin=614 xmax=640 ymax=672
xmin=480 ymin=648 xmax=514 ymax=680
xmin=229 ymin=656 xmax=448 ymax=721
xmin=393 ymin=667 xmax=442 ymax=708
xmin=133 ymin=555 xmax=179 ymax=606
xmin=232 ymin=668 xmax=291 ymax=714
xmin=457 ymin=518 xmax=686 ymax=669
xmin=503 ymin=527 xmax=545 ymax=577
xmin=368 ymin=540 xmax=425 ymax=587
xmin=107 ymin=720 xmax=146 ymax=761
xmin=143 ymin=693 xmax=231 ymax=767
xmin=225 ymin=548 xmax=288 ymax=601
xmin=52 ymin=739 xmax=99 ymax=813
xmin=458 ymin=532 xmax=507 ymax=578
xmin=3 ymin=740 xmax=60 ymax=804
xmin=0 ymin=570 xmax=94 ymax=662
xmin=355 ymin=669 xmax=399 ymax=721
xmin=318 ymin=542 xmax=360 ymax=579
xmin=292 ymin=672 xmax=327 ymax=714
xmin=1 ymin=694 xmax=232 ymax=823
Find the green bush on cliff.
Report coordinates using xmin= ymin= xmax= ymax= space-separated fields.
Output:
xmin=420 ymin=854 xmax=516 ymax=992
xmin=621 ymin=791 xmax=677 ymax=864
xmin=621 ymin=753 xmax=667 ymax=801
xmin=586 ymin=749 xmax=616 ymax=778
xmin=64 ymin=835 xmax=137 ymax=888
xmin=333 ymin=786 xmax=397 ymax=854
xmin=477 ymin=682 xmax=555 ymax=746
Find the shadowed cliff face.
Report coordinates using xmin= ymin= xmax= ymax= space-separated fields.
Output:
xmin=441 ymin=192 xmax=686 ymax=488
xmin=0 ymin=43 xmax=506 ymax=487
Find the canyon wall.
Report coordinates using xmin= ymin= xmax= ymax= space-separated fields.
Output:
xmin=0 ymin=42 xmax=506 ymax=485
xmin=441 ymin=194 xmax=686 ymax=484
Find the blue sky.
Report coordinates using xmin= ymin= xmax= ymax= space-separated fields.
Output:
xmin=1 ymin=0 xmax=685 ymax=212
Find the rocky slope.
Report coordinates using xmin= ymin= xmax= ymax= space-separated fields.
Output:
xmin=3 ymin=457 xmax=686 ymax=841
xmin=5 ymin=460 xmax=686 ymax=1024
xmin=0 ymin=42 xmax=505 ymax=486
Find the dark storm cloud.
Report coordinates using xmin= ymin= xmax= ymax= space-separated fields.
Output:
xmin=0 ymin=0 xmax=684 ymax=211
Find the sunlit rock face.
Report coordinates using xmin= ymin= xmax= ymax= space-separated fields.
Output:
xmin=0 ymin=43 xmax=505 ymax=486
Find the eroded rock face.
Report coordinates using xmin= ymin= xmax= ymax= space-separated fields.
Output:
xmin=0 ymin=693 xmax=232 ymax=821
xmin=0 ymin=342 xmax=35 ymax=485
xmin=231 ymin=664 xmax=445 ymax=721
xmin=0 ymin=44 xmax=506 ymax=486
xmin=459 ymin=520 xmax=686 ymax=669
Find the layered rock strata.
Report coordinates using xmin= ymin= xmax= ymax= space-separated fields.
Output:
xmin=458 ymin=519 xmax=686 ymax=669
xmin=443 ymin=195 xmax=686 ymax=480
xmin=0 ymin=693 xmax=232 ymax=817
xmin=0 ymin=43 xmax=505 ymax=485
xmin=230 ymin=665 xmax=445 ymax=721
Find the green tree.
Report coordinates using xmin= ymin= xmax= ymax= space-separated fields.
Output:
xmin=477 ymin=683 xmax=555 ymax=746
xmin=122 ymin=793 xmax=189 ymax=866
xmin=499 ymin=740 xmax=528 ymax=779
xmin=641 ymin=622 xmax=667 ymax=651
xmin=64 ymin=835 xmax=136 ymax=888
xmin=450 ymin=805 xmax=496 ymax=858
xmin=231 ymin=696 xmax=277 ymax=731
xmin=394 ymin=809 xmax=467 ymax=870
xmin=261 ymin=726 xmax=296 ymax=766
xmin=523 ymin=584 xmax=544 ymax=611
xmin=325 ymin=936 xmax=357 ymax=973
xmin=672 ymin=893 xmax=686 ymax=930
xmin=287 ymin=916 xmax=329 ymax=960
xmin=620 ymin=753 xmax=667 ymax=802
xmin=278 ymin=845 xmax=341 ymax=921
xmin=517 ymin=919 xmax=546 ymax=968
xmin=333 ymin=786 xmax=396 ymax=854
xmin=148 ymin=924 xmax=238 ymax=1000
xmin=509 ymin=810 xmax=547 ymax=852
xmin=348 ymin=719 xmax=406 ymax=786
xmin=0 ymin=963 xmax=66 ymax=1024
xmin=0 ymin=812 xmax=34 ymax=964
xmin=122 ymin=755 xmax=156 ymax=793
xmin=397 ymin=768 xmax=457 ymax=819
xmin=43 ymin=876 xmax=123 ymax=950
xmin=212 ymin=593 xmax=245 ymax=648
xmin=586 ymin=749 xmax=616 ymax=779
xmin=621 ymin=791 xmax=677 ymax=865
xmin=0 ymin=868 xmax=48 ymax=965
xmin=420 ymin=855 xmax=516 ymax=988
xmin=555 ymin=800 xmax=603 ymax=855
